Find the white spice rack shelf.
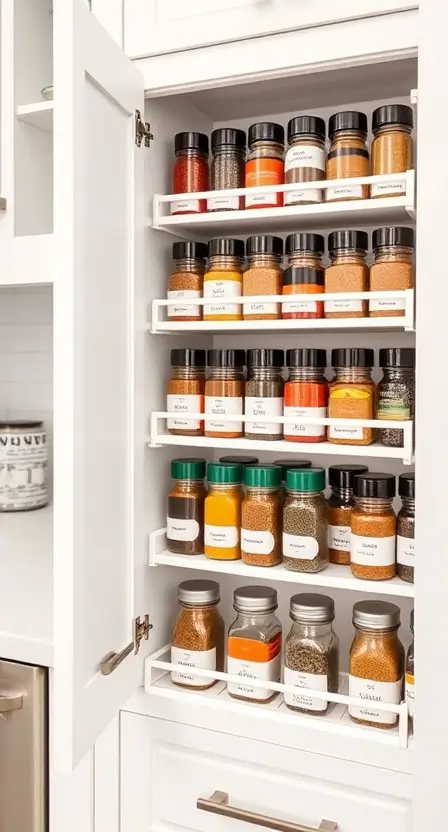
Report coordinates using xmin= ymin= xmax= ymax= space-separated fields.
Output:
xmin=148 ymin=528 xmax=415 ymax=599
xmin=16 ymin=100 xmax=54 ymax=133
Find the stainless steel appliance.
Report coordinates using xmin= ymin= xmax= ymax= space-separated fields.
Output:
xmin=0 ymin=658 xmax=47 ymax=831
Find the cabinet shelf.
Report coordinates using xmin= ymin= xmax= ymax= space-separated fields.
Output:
xmin=16 ymin=100 xmax=54 ymax=133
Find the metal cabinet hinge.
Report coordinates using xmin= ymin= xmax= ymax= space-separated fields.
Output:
xmin=100 ymin=614 xmax=152 ymax=676
xmin=135 ymin=110 xmax=154 ymax=147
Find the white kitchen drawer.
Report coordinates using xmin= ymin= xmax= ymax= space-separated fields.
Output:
xmin=120 ymin=713 xmax=412 ymax=832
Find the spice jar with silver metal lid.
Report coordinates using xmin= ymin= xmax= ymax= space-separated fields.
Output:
xmin=284 ymin=116 xmax=326 ymax=205
xmin=0 ymin=420 xmax=48 ymax=511
xmin=397 ymin=472 xmax=415 ymax=584
xmin=283 ymin=467 xmax=328 ymax=573
xmin=378 ymin=348 xmax=415 ymax=447
xmin=227 ymin=586 xmax=282 ymax=703
xmin=208 ymin=128 xmax=246 ymax=212
xmin=171 ymin=579 xmax=225 ymax=690
xmin=284 ymin=593 xmax=340 ymax=715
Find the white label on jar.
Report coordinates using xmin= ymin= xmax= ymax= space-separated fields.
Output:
xmin=285 ymin=145 xmax=326 ymax=173
xmin=283 ymin=533 xmax=319 ymax=559
xmin=204 ymin=280 xmax=241 ymax=317
xmin=167 ymin=517 xmax=200 ymax=542
xmin=328 ymin=524 xmax=351 ymax=552
xmin=324 ymin=299 xmax=364 ymax=314
xmin=171 ymin=198 xmax=201 ymax=214
xmin=348 ymin=675 xmax=402 ymax=725
xmin=171 ymin=646 xmax=216 ymax=687
xmin=207 ymin=195 xmax=240 ymax=211
xmin=241 ymin=529 xmax=275 ymax=555
xmin=369 ymin=298 xmax=405 ymax=313
xmin=285 ymin=187 xmax=323 ymax=205
xmin=397 ymin=535 xmax=415 ymax=567
xmin=167 ymin=394 xmax=202 ymax=431
xmin=204 ymin=396 xmax=243 ymax=434
xmin=245 ymin=192 xmax=278 ymax=208
xmin=328 ymin=424 xmax=364 ymax=440
xmin=205 ymin=524 xmax=239 ymax=548
xmin=0 ymin=430 xmax=48 ymax=509
xmin=405 ymin=673 xmax=414 ymax=718
xmin=281 ymin=299 xmax=317 ymax=315
xmin=371 ymin=180 xmax=406 ymax=198
xmin=245 ymin=397 xmax=283 ymax=436
xmin=167 ymin=289 xmax=200 ymax=318
xmin=326 ymin=184 xmax=364 ymax=201
xmin=283 ymin=668 xmax=328 ymax=711
xmin=227 ymin=654 xmax=281 ymax=700
xmin=284 ymin=405 xmax=326 ymax=438
xmin=243 ymin=301 xmax=279 ymax=316
xmin=351 ymin=534 xmax=396 ymax=567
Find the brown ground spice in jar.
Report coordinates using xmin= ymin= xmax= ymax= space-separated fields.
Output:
xmin=324 ymin=231 xmax=369 ymax=319
xmin=241 ymin=465 xmax=283 ymax=567
xmin=327 ymin=464 xmax=368 ymax=565
xmin=350 ymin=473 xmax=396 ymax=581
xmin=369 ymin=227 xmax=414 ymax=317
xmin=326 ymin=112 xmax=370 ymax=202
xmin=243 ymin=235 xmax=283 ymax=320
xmin=167 ymin=349 xmax=205 ymax=436
xmin=205 ymin=349 xmax=245 ymax=439
xmin=171 ymin=580 xmax=225 ymax=691
xmin=371 ymin=105 xmax=413 ymax=198
xmin=167 ymin=241 xmax=207 ymax=322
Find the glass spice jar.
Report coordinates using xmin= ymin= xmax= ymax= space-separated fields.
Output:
xmin=349 ymin=600 xmax=404 ymax=730
xmin=245 ymin=122 xmax=285 ymax=209
xmin=171 ymin=132 xmax=209 ymax=215
xmin=171 ymin=579 xmax=225 ymax=690
xmin=219 ymin=455 xmax=259 ymax=467
xmin=369 ymin=227 xmax=414 ymax=317
xmin=397 ymin=472 xmax=415 ymax=584
xmin=327 ymin=464 xmax=369 ymax=566
xmin=203 ymin=238 xmax=244 ymax=321
xmin=208 ymin=128 xmax=246 ymax=211
xmin=243 ymin=235 xmax=283 ymax=320
xmin=205 ymin=349 xmax=245 ymax=439
xmin=167 ymin=348 xmax=206 ymax=436
xmin=283 ymin=467 xmax=328 ymax=573
xmin=282 ymin=233 xmax=325 ymax=319
xmin=284 ymin=348 xmax=328 ymax=443
xmin=245 ymin=348 xmax=284 ymax=441
xmin=273 ymin=459 xmax=312 ymax=503
xmin=378 ymin=347 xmax=415 ymax=447
xmin=241 ymin=465 xmax=283 ymax=567
xmin=324 ymin=230 xmax=369 ymax=318
xmin=284 ymin=116 xmax=326 ymax=205
xmin=284 ymin=593 xmax=339 ymax=715
xmin=328 ymin=348 xmax=376 ymax=446
xmin=371 ymin=105 xmax=413 ymax=198
xmin=167 ymin=241 xmax=208 ymax=322
xmin=326 ymin=111 xmax=370 ymax=202
xmin=406 ymin=609 xmax=415 ymax=729
xmin=204 ymin=463 xmax=243 ymax=561
xmin=350 ymin=472 xmax=396 ymax=581
xmin=167 ymin=458 xmax=207 ymax=556
xmin=227 ymin=586 xmax=282 ymax=703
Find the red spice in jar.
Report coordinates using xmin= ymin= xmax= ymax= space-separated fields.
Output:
xmin=245 ymin=122 xmax=284 ymax=209
xmin=284 ymin=349 xmax=328 ymax=443
xmin=172 ymin=132 xmax=209 ymax=215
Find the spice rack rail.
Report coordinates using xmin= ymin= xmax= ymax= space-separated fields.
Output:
xmin=144 ymin=646 xmax=411 ymax=749
xmin=152 ymin=172 xmax=415 ymax=237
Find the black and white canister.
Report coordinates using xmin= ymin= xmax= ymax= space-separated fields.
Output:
xmin=0 ymin=421 xmax=48 ymax=511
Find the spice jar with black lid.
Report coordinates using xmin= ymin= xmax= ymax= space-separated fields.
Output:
xmin=378 ymin=347 xmax=415 ymax=447
xmin=283 ymin=467 xmax=328 ymax=573
xmin=328 ymin=347 xmax=376 ymax=446
xmin=326 ymin=111 xmax=369 ymax=202
xmin=370 ymin=227 xmax=414 ymax=317
xmin=167 ymin=241 xmax=208 ymax=322
xmin=205 ymin=349 xmax=245 ymax=438
xmin=284 ymin=348 xmax=328 ymax=443
xmin=245 ymin=349 xmax=284 ymax=441
xmin=273 ymin=459 xmax=312 ymax=502
xmin=283 ymin=233 xmax=325 ymax=319
xmin=327 ymin=464 xmax=369 ymax=566
xmin=325 ymin=230 xmax=369 ymax=318
xmin=243 ymin=235 xmax=283 ymax=320
xmin=171 ymin=579 xmax=225 ymax=690
xmin=167 ymin=458 xmax=207 ymax=556
xmin=245 ymin=122 xmax=285 ymax=209
xmin=208 ymin=128 xmax=246 ymax=211
xmin=371 ymin=105 xmax=413 ymax=198
xmin=397 ymin=472 xmax=415 ymax=584
xmin=350 ymin=472 xmax=396 ymax=581
xmin=219 ymin=455 xmax=259 ymax=467
xmin=241 ymin=465 xmax=283 ymax=567
xmin=172 ymin=132 xmax=209 ymax=215
xmin=167 ymin=348 xmax=206 ymax=436
xmin=204 ymin=237 xmax=245 ymax=321
xmin=285 ymin=116 xmax=326 ymax=205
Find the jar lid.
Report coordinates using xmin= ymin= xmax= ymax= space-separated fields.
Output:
xmin=0 ymin=420 xmax=44 ymax=429
xmin=283 ymin=267 xmax=325 ymax=287
xmin=174 ymin=132 xmax=209 ymax=154
xmin=399 ymin=472 xmax=415 ymax=499
xmin=172 ymin=241 xmax=208 ymax=260
xmin=286 ymin=233 xmax=325 ymax=255
xmin=207 ymin=348 xmax=246 ymax=368
xmin=372 ymin=226 xmax=414 ymax=250
xmin=171 ymin=458 xmax=206 ymax=480
xmin=207 ymin=463 xmax=243 ymax=484
xmin=233 ymin=585 xmax=278 ymax=613
xmin=286 ymin=348 xmax=327 ymax=368
xmin=211 ymin=128 xmax=246 ymax=150
xmin=273 ymin=460 xmax=312 ymax=482
xmin=219 ymin=455 xmax=259 ymax=466
xmin=207 ymin=238 xmax=245 ymax=258
xmin=353 ymin=600 xmax=400 ymax=630
xmin=246 ymin=235 xmax=283 ymax=257
xmin=353 ymin=472 xmax=396 ymax=499
xmin=244 ymin=465 xmax=282 ymax=489
xmin=328 ymin=464 xmax=369 ymax=490
xmin=410 ymin=608 xmax=414 ymax=633
xmin=289 ymin=593 xmax=335 ymax=624
xmin=379 ymin=347 xmax=416 ymax=368
xmin=178 ymin=579 xmax=220 ymax=605
xmin=247 ymin=348 xmax=284 ymax=369
xmin=286 ymin=467 xmax=325 ymax=492
xmin=171 ymin=348 xmax=206 ymax=368
xmin=248 ymin=122 xmax=284 ymax=146
xmin=372 ymin=104 xmax=413 ymax=132
xmin=331 ymin=347 xmax=374 ymax=368
xmin=287 ymin=115 xmax=326 ymax=142
xmin=329 ymin=110 xmax=368 ymax=137
xmin=328 ymin=230 xmax=368 ymax=253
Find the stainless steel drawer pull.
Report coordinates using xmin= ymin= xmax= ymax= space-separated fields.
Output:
xmin=197 ymin=791 xmax=337 ymax=832
xmin=0 ymin=691 xmax=23 ymax=714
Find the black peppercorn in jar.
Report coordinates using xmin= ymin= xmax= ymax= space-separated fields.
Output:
xmin=245 ymin=349 xmax=284 ymax=440
xmin=284 ymin=116 xmax=326 ymax=205
xmin=397 ymin=472 xmax=415 ymax=584
xmin=208 ymin=128 xmax=246 ymax=212
xmin=378 ymin=348 xmax=415 ymax=447
xmin=245 ymin=122 xmax=285 ymax=209
xmin=167 ymin=458 xmax=207 ymax=555
xmin=283 ymin=467 xmax=328 ymax=572
xmin=326 ymin=111 xmax=369 ymax=202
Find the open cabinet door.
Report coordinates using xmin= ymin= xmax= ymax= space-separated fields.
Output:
xmin=52 ymin=0 xmax=147 ymax=773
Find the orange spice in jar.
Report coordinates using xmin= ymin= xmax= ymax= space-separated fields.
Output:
xmin=369 ymin=227 xmax=414 ymax=317
xmin=205 ymin=349 xmax=245 ymax=439
xmin=204 ymin=237 xmax=244 ymax=321
xmin=327 ymin=464 xmax=368 ymax=565
xmin=245 ymin=122 xmax=285 ymax=209
xmin=284 ymin=348 xmax=328 ymax=443
xmin=328 ymin=348 xmax=376 ymax=446
xmin=167 ymin=241 xmax=207 ymax=322
xmin=350 ymin=473 xmax=396 ymax=581
xmin=171 ymin=579 xmax=225 ymax=690
xmin=326 ymin=111 xmax=369 ymax=202
xmin=204 ymin=463 xmax=243 ymax=561
xmin=243 ymin=235 xmax=283 ymax=320
xmin=324 ymin=230 xmax=369 ymax=319
xmin=282 ymin=233 xmax=325 ymax=319
xmin=371 ymin=105 xmax=413 ymax=198
xmin=167 ymin=348 xmax=205 ymax=436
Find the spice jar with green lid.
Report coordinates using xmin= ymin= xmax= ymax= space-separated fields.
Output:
xmin=397 ymin=472 xmax=415 ymax=584
xmin=241 ymin=465 xmax=283 ymax=567
xmin=350 ymin=473 xmax=396 ymax=581
xmin=273 ymin=459 xmax=312 ymax=503
xmin=204 ymin=463 xmax=243 ymax=561
xmin=171 ymin=579 xmax=224 ymax=690
xmin=167 ymin=458 xmax=207 ymax=556
xmin=284 ymin=593 xmax=339 ymax=715
xmin=283 ymin=467 xmax=328 ymax=572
